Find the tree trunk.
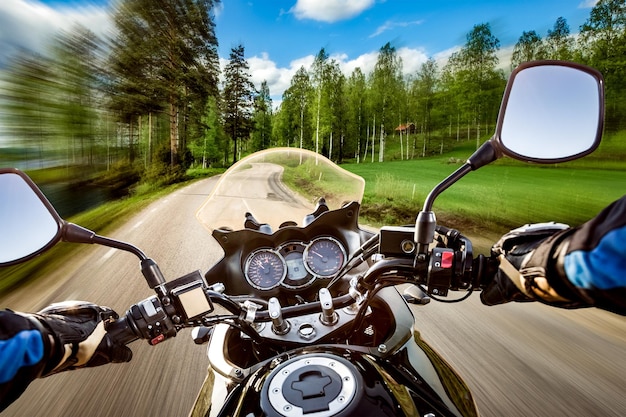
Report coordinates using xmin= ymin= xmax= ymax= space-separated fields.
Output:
xmin=148 ymin=111 xmax=152 ymax=166
xmin=378 ymin=124 xmax=384 ymax=162
xmin=170 ymin=99 xmax=179 ymax=167
xmin=299 ymin=108 xmax=304 ymax=149
xmin=315 ymin=88 xmax=321 ymax=155
xmin=329 ymin=130 xmax=333 ymax=160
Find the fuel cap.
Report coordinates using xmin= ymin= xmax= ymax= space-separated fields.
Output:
xmin=262 ymin=354 xmax=361 ymax=417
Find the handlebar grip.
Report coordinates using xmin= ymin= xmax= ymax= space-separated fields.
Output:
xmin=106 ymin=315 xmax=140 ymax=346
xmin=472 ymin=254 xmax=500 ymax=289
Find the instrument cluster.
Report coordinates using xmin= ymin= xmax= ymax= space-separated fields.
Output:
xmin=243 ymin=236 xmax=346 ymax=291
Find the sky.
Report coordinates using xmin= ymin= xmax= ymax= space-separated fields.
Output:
xmin=0 ymin=0 xmax=598 ymax=103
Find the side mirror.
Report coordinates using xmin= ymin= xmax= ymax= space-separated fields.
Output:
xmin=416 ymin=61 xmax=605 ymax=256
xmin=0 ymin=169 xmax=64 ymax=266
xmin=494 ymin=60 xmax=604 ymax=163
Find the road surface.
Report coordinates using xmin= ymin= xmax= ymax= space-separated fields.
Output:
xmin=1 ymin=175 xmax=625 ymax=416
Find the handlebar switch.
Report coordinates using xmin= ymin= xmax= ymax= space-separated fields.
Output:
xmin=129 ymin=296 xmax=176 ymax=345
xmin=427 ymin=248 xmax=455 ymax=296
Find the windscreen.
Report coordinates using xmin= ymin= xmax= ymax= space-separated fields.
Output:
xmin=196 ymin=148 xmax=365 ymax=233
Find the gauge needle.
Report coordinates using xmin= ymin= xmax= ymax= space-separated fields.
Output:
xmin=312 ymin=250 xmax=327 ymax=261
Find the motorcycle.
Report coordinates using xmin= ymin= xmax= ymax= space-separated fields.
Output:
xmin=0 ymin=60 xmax=604 ymax=417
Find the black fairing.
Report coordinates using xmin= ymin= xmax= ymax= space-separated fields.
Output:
xmin=205 ymin=202 xmax=369 ymax=301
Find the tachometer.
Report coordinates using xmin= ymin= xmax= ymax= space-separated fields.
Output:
xmin=244 ymin=249 xmax=286 ymax=290
xmin=304 ymin=237 xmax=346 ymax=278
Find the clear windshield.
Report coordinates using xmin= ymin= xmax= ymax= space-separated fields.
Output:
xmin=196 ymin=148 xmax=365 ymax=233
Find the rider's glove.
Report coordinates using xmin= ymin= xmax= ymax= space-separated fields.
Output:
xmin=28 ymin=301 xmax=133 ymax=376
xmin=480 ymin=222 xmax=584 ymax=307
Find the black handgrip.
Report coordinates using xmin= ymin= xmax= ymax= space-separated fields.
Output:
xmin=106 ymin=315 xmax=140 ymax=346
xmin=472 ymin=254 xmax=500 ymax=289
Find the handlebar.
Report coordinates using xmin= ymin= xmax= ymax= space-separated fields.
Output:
xmin=106 ymin=226 xmax=502 ymax=347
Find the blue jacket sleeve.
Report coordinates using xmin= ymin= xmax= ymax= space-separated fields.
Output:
xmin=0 ymin=310 xmax=49 ymax=411
xmin=555 ymin=195 xmax=626 ymax=315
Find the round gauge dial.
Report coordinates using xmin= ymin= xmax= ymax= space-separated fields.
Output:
xmin=304 ymin=237 xmax=346 ymax=278
xmin=244 ymin=249 xmax=286 ymax=290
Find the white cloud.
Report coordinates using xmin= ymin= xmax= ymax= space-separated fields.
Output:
xmin=369 ymin=19 xmax=425 ymax=39
xmin=334 ymin=50 xmax=379 ymax=76
xmin=578 ymin=0 xmax=598 ymax=8
xmin=290 ymin=0 xmax=375 ymax=23
xmin=241 ymin=45 xmax=434 ymax=108
xmin=397 ymin=47 xmax=430 ymax=75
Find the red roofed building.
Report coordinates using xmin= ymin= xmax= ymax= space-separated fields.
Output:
xmin=395 ymin=123 xmax=415 ymax=134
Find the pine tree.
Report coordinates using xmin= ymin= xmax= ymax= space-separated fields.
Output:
xmin=252 ymin=81 xmax=273 ymax=151
xmin=108 ymin=0 xmax=220 ymax=169
xmin=223 ymin=44 xmax=256 ymax=163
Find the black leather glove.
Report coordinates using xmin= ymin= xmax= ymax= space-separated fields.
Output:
xmin=480 ymin=222 xmax=573 ymax=306
xmin=30 ymin=301 xmax=133 ymax=376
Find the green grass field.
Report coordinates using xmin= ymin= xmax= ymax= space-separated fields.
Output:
xmin=343 ymin=131 xmax=626 ymax=238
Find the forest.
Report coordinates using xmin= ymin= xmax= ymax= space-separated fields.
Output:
xmin=1 ymin=0 xmax=625 ymax=189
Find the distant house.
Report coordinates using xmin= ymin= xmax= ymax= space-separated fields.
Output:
xmin=395 ymin=123 xmax=415 ymax=134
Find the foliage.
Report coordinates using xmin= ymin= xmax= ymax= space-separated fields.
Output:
xmin=511 ymin=30 xmax=544 ymax=69
xmin=2 ymin=2 xmax=626 ymax=195
xmin=251 ymin=81 xmax=274 ymax=151
xmin=107 ymin=0 xmax=221 ymax=169
xmin=222 ymin=44 xmax=256 ymax=163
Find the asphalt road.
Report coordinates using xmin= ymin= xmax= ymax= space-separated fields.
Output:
xmin=2 ymin=175 xmax=625 ymax=417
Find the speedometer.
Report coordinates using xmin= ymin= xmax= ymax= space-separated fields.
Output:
xmin=244 ymin=249 xmax=286 ymax=290
xmin=304 ymin=237 xmax=346 ymax=278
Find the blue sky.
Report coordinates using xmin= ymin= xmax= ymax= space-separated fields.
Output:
xmin=0 ymin=0 xmax=597 ymax=101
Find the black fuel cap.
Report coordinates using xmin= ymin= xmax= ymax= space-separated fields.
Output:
xmin=283 ymin=365 xmax=342 ymax=413
xmin=262 ymin=354 xmax=362 ymax=417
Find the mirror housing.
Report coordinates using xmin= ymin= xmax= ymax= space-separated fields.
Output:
xmin=494 ymin=60 xmax=604 ymax=163
xmin=0 ymin=168 xmax=64 ymax=266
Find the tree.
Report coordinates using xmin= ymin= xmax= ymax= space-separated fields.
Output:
xmin=443 ymin=23 xmax=504 ymax=148
xmin=251 ymin=80 xmax=273 ymax=151
xmin=281 ymin=66 xmax=313 ymax=149
xmin=108 ymin=0 xmax=221 ymax=169
xmin=370 ymin=42 xmax=403 ymax=161
xmin=1 ymin=51 xmax=57 ymax=165
xmin=223 ymin=44 xmax=255 ymax=163
xmin=52 ymin=26 xmax=103 ymax=167
xmin=511 ymin=30 xmax=544 ymax=69
xmin=411 ymin=59 xmax=439 ymax=155
xmin=189 ymin=95 xmax=226 ymax=167
xmin=311 ymin=48 xmax=330 ymax=155
xmin=579 ymin=0 xmax=626 ymax=131
xmin=345 ymin=67 xmax=367 ymax=161
xmin=1 ymin=25 xmax=105 ymax=173
xmin=544 ymin=17 xmax=574 ymax=60
xmin=325 ymin=60 xmax=347 ymax=161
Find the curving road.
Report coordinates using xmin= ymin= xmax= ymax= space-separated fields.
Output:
xmin=1 ymin=175 xmax=625 ymax=416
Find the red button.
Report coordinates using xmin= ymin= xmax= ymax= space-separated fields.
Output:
xmin=441 ymin=251 xmax=454 ymax=268
xmin=150 ymin=334 xmax=165 ymax=345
